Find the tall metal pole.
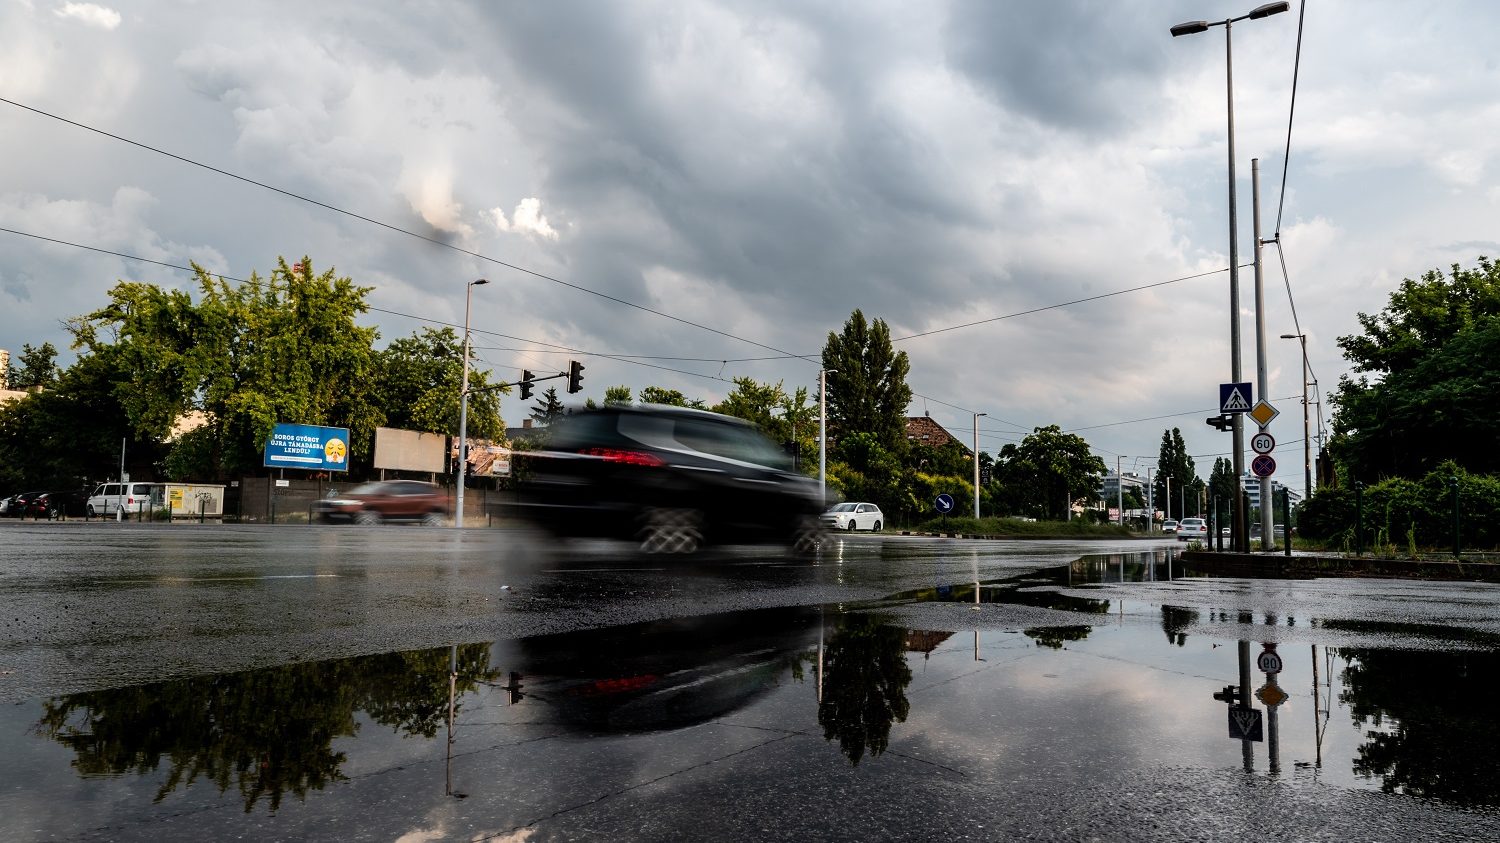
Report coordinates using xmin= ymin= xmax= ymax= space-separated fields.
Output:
xmin=1146 ymin=467 xmax=1154 ymax=530
xmin=1253 ymin=158 xmax=1274 ymax=550
xmin=1116 ymin=456 xmax=1124 ymax=526
xmin=455 ymin=279 xmax=487 ymax=529
xmin=973 ymin=412 xmax=986 ymax=519
xmin=1298 ymin=334 xmax=1311 ymax=497
xmin=1226 ymin=20 xmax=1248 ymax=554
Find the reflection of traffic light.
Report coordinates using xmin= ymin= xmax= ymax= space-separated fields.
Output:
xmin=519 ymin=370 xmax=534 ymax=401
xmin=567 ymin=359 xmax=584 ymax=394
xmin=1206 ymin=414 xmax=1235 ymax=432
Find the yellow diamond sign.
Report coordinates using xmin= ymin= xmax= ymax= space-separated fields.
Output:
xmin=1256 ymin=681 xmax=1288 ymax=708
xmin=1248 ymin=400 xmax=1279 ymax=428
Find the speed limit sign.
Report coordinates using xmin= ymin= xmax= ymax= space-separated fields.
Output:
xmin=1251 ymin=432 xmax=1275 ymax=454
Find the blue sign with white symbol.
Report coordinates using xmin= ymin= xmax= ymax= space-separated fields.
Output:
xmin=263 ymin=422 xmax=350 ymax=472
xmin=935 ymin=493 xmax=955 ymax=514
xmin=1220 ymin=382 xmax=1253 ymax=413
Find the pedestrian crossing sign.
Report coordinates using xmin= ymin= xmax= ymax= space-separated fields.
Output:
xmin=1219 ymin=382 xmax=1252 ymax=413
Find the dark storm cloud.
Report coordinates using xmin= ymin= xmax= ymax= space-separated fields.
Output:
xmin=944 ymin=0 xmax=1171 ymax=134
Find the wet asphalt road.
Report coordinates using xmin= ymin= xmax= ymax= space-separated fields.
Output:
xmin=3 ymin=520 xmax=1500 ymax=841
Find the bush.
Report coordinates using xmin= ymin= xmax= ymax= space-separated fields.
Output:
xmin=1298 ymin=462 xmax=1500 ymax=549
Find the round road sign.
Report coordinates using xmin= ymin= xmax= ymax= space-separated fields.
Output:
xmin=1256 ymin=649 xmax=1283 ymax=674
xmin=1251 ymin=432 xmax=1275 ymax=454
xmin=935 ymin=493 xmax=955 ymax=514
xmin=1251 ymin=454 xmax=1277 ymax=478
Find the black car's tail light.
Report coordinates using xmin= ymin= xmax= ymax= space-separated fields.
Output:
xmin=579 ymin=447 xmax=665 ymax=467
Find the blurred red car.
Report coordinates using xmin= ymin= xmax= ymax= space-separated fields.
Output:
xmin=313 ymin=480 xmax=450 ymax=525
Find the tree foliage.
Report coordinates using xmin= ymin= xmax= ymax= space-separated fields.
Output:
xmin=1331 ymin=257 xmax=1500 ymax=481
xmin=1152 ymin=428 xmax=1203 ymax=520
xmin=7 ymin=341 xmax=61 ymax=390
xmin=821 ymin=310 xmax=912 ymax=460
xmin=992 ymin=425 xmax=1107 ymax=520
xmin=373 ymin=326 xmax=503 ymax=442
xmin=530 ymin=386 xmax=567 ymax=425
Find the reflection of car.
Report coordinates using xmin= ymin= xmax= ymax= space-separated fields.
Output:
xmin=314 ymin=480 xmax=450 ymax=525
xmin=519 ymin=405 xmax=824 ymax=553
xmin=1162 ymin=519 xmax=1178 ymax=534
xmin=822 ymin=502 xmax=884 ymax=532
xmin=1176 ymin=517 xmax=1208 ymax=540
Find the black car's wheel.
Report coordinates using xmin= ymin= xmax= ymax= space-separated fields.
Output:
xmin=872 ymin=520 xmax=881 ymax=532
xmin=638 ymin=507 xmax=703 ymax=554
xmin=355 ymin=509 xmax=382 ymax=526
xmin=788 ymin=516 xmax=825 ymax=557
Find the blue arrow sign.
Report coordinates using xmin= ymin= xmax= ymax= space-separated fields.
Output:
xmin=935 ymin=493 xmax=955 ymax=514
xmin=1220 ymin=382 xmax=1253 ymax=413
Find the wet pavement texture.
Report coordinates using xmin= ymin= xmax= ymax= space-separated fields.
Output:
xmin=2 ymin=522 xmax=1499 ymax=841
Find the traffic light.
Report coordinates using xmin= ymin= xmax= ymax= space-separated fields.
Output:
xmin=567 ymin=359 xmax=584 ymax=394
xmin=1205 ymin=414 xmax=1235 ymax=432
xmin=519 ymin=370 xmax=534 ymax=401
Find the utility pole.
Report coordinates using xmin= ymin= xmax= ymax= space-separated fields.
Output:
xmin=973 ymin=412 xmax=987 ymax=520
xmin=1252 ymin=158 xmax=1274 ymax=550
xmin=1116 ymin=456 xmax=1124 ymax=526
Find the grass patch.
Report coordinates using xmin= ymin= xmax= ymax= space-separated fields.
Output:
xmin=909 ymin=516 xmax=1136 ymax=538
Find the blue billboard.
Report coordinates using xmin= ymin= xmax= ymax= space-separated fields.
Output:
xmin=263 ymin=423 xmax=350 ymax=471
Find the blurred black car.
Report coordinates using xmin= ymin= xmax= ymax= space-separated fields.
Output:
xmin=518 ymin=404 xmax=824 ymax=553
xmin=23 ymin=490 xmax=90 ymax=519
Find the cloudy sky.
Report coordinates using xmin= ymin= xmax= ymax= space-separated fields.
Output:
xmin=3 ymin=0 xmax=1497 ymax=497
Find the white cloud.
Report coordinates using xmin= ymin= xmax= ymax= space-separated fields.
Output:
xmin=491 ymin=197 xmax=559 ymax=241
xmin=53 ymin=2 xmax=119 ymax=29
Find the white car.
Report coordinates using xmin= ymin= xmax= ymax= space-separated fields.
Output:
xmin=1162 ymin=519 xmax=1178 ymax=534
xmin=821 ymin=502 xmax=884 ymax=532
xmin=1176 ymin=517 xmax=1208 ymax=541
xmin=87 ymin=482 xmax=160 ymax=517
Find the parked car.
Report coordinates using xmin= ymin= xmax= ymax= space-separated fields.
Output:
xmin=821 ymin=502 xmax=885 ymax=532
xmin=314 ymin=480 xmax=450 ymax=525
xmin=518 ymin=404 xmax=824 ymax=553
xmin=4 ymin=490 xmax=47 ymax=518
xmin=1162 ymin=519 xmax=1179 ymax=534
xmin=1176 ymin=517 xmax=1208 ymax=541
xmin=25 ymin=490 xmax=90 ymax=519
xmin=86 ymin=482 xmax=161 ymax=517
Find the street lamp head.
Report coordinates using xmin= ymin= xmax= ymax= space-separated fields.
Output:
xmin=471 ymin=278 xmax=490 ymax=287
xmin=1170 ymin=20 xmax=1210 ymax=36
xmin=1248 ymin=2 xmax=1290 ymax=20
xmin=1279 ymin=333 xmax=1302 ymax=339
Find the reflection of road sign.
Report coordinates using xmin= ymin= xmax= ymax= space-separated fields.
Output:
xmin=1256 ymin=682 xmax=1288 ymax=707
xmin=1248 ymin=400 xmax=1280 ymax=427
xmin=1220 ymin=382 xmax=1253 ymax=413
xmin=1251 ymin=454 xmax=1277 ymax=478
xmin=1227 ymin=707 xmax=1263 ymax=741
xmin=1251 ymin=432 xmax=1276 ymax=454
xmin=1257 ymin=648 xmax=1283 ymax=674
xmin=935 ymin=494 xmax=955 ymax=514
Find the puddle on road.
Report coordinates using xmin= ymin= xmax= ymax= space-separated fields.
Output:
xmin=4 ymin=550 xmax=1499 ymax=838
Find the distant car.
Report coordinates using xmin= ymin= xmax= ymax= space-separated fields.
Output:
xmin=314 ymin=480 xmax=450 ymax=525
xmin=1176 ymin=517 xmax=1208 ymax=541
xmin=821 ymin=502 xmax=885 ymax=532
xmin=517 ymin=404 xmax=824 ymax=554
xmin=26 ymin=490 xmax=90 ymax=519
xmin=1162 ymin=519 xmax=1179 ymax=534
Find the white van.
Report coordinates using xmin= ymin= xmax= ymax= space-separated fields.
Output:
xmin=87 ymin=482 xmax=160 ymax=517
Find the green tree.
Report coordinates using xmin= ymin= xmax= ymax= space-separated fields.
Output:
xmin=1208 ymin=456 xmax=1236 ymax=520
xmin=821 ymin=310 xmax=912 ymax=460
xmin=67 ymin=258 xmax=411 ymax=481
xmin=1331 ymin=257 xmax=1500 ymax=481
xmin=373 ymin=327 xmax=503 ymax=440
xmin=993 ymin=425 xmax=1107 ymax=520
xmin=530 ymin=386 xmax=567 ymax=425
xmin=639 ymin=386 xmax=690 ymax=407
xmin=8 ymin=341 xmax=61 ymax=389
xmin=603 ymin=385 xmax=632 ymax=406
xmin=1152 ymin=428 xmax=1203 ymax=520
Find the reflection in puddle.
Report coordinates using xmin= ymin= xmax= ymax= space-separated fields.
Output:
xmin=12 ymin=553 xmax=1500 ymax=834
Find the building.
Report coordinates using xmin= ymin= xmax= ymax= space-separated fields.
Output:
xmin=1241 ymin=474 xmax=1302 ymax=510
xmin=1099 ymin=471 xmax=1147 ymax=503
xmin=905 ymin=414 xmax=969 ymax=452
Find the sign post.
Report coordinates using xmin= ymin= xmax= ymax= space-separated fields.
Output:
xmin=935 ymin=493 xmax=955 ymax=530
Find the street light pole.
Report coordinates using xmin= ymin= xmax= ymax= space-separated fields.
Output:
xmin=819 ymin=369 xmax=836 ymax=506
xmin=1282 ymin=332 xmax=1312 ymax=499
xmin=1253 ymin=158 xmax=1274 ymax=551
xmin=1171 ymin=1 xmax=1289 ymax=553
xmin=455 ymin=278 xmax=489 ymax=529
xmin=973 ymin=412 xmax=987 ymax=520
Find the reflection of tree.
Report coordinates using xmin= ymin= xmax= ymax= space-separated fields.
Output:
xmin=1023 ymin=625 xmax=1091 ymax=649
xmin=1160 ymin=606 xmax=1200 ymax=647
xmin=1338 ymin=647 xmax=1500 ymax=806
xmin=37 ymin=644 xmax=496 ymax=812
xmin=818 ymin=614 xmax=913 ymax=765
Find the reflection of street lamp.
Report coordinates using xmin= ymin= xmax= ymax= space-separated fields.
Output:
xmin=456 ymin=278 xmax=489 ymax=529
xmin=819 ymin=369 xmax=837 ymax=505
xmin=1172 ymin=1 xmax=1290 ymax=553
xmin=972 ymin=412 xmax=986 ymax=519
xmin=1280 ymin=333 xmax=1311 ymax=499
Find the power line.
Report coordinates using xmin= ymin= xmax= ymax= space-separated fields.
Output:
xmin=888 ymin=266 xmax=1235 ymax=343
xmin=1274 ymin=0 xmax=1309 ymax=238
xmin=0 ymin=95 xmax=818 ymax=365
